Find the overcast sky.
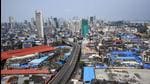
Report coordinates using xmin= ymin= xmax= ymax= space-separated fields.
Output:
xmin=1 ymin=0 xmax=150 ymax=22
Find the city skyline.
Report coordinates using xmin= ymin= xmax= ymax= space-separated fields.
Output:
xmin=2 ymin=0 xmax=150 ymax=22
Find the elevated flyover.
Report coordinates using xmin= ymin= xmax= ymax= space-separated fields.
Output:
xmin=47 ymin=40 xmax=81 ymax=84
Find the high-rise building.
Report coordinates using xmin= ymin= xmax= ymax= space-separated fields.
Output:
xmin=81 ymin=19 xmax=89 ymax=38
xmin=9 ymin=16 xmax=14 ymax=29
xmin=35 ymin=10 xmax=44 ymax=38
xmin=54 ymin=17 xmax=59 ymax=28
xmin=47 ymin=18 xmax=52 ymax=27
xmin=24 ymin=20 xmax=28 ymax=24
xmin=90 ymin=16 xmax=94 ymax=23
xmin=31 ymin=17 xmax=35 ymax=25
xmin=70 ymin=20 xmax=81 ymax=35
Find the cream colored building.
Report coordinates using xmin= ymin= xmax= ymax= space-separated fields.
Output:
xmin=35 ymin=10 xmax=44 ymax=38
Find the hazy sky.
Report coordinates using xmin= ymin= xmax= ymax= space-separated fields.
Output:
xmin=1 ymin=0 xmax=150 ymax=22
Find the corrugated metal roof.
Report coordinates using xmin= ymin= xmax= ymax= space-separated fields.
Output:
xmin=1 ymin=69 xmax=49 ymax=75
xmin=1 ymin=45 xmax=55 ymax=61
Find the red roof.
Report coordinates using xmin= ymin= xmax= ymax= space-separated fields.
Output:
xmin=1 ymin=69 xmax=49 ymax=75
xmin=1 ymin=45 xmax=55 ymax=61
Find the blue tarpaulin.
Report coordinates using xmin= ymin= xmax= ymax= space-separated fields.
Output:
xmin=29 ymin=56 xmax=48 ymax=66
xmin=55 ymin=62 xmax=63 ymax=65
xmin=95 ymin=63 xmax=108 ymax=69
xmin=20 ymin=64 xmax=29 ymax=68
xmin=63 ymin=52 xmax=71 ymax=61
xmin=144 ymin=63 xmax=150 ymax=69
xmin=110 ymin=50 xmax=143 ymax=65
xmin=56 ymin=46 xmax=66 ymax=48
xmin=118 ymin=33 xmax=141 ymax=43
xmin=83 ymin=67 xmax=95 ymax=84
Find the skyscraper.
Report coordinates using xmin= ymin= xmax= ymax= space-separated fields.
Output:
xmin=90 ymin=16 xmax=94 ymax=23
xmin=53 ymin=17 xmax=59 ymax=28
xmin=31 ymin=17 xmax=35 ymax=25
xmin=9 ymin=16 xmax=14 ymax=29
xmin=81 ymin=19 xmax=89 ymax=38
xmin=35 ymin=10 xmax=44 ymax=38
xmin=70 ymin=19 xmax=81 ymax=35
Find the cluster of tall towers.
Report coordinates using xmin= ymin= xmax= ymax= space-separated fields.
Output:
xmin=8 ymin=12 xmax=96 ymax=39
xmin=8 ymin=11 xmax=44 ymax=39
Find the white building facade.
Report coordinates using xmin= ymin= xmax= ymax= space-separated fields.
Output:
xmin=35 ymin=11 xmax=44 ymax=38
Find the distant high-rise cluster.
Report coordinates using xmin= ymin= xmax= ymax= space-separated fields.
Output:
xmin=35 ymin=10 xmax=44 ymax=38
